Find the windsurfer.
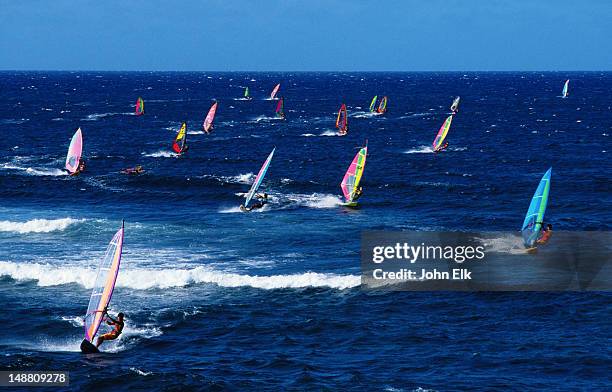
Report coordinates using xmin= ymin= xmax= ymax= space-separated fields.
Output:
xmin=352 ymin=186 xmax=363 ymax=201
xmin=434 ymin=142 xmax=449 ymax=153
xmin=204 ymin=124 xmax=214 ymax=134
xmin=536 ymin=224 xmax=553 ymax=245
xmin=256 ymin=192 xmax=268 ymax=200
xmin=96 ymin=309 xmax=124 ymax=348
xmin=122 ymin=165 xmax=144 ymax=175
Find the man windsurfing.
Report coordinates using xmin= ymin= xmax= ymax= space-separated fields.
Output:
xmin=96 ymin=308 xmax=125 ymax=348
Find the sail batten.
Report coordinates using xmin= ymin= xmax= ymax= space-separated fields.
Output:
xmin=521 ymin=168 xmax=552 ymax=247
xmin=83 ymin=223 xmax=124 ymax=342
xmin=245 ymin=148 xmax=275 ymax=208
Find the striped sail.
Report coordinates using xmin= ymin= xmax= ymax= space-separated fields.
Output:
xmin=245 ymin=148 xmax=275 ymax=208
xmin=521 ymin=168 xmax=552 ymax=247
xmin=84 ymin=223 xmax=124 ymax=342
xmin=65 ymin=128 xmax=83 ymax=174
xmin=432 ymin=115 xmax=453 ymax=151
xmin=203 ymin=102 xmax=217 ymax=132
xmin=369 ymin=96 xmax=378 ymax=112
xmin=135 ymin=97 xmax=144 ymax=116
xmin=562 ymin=80 xmax=569 ymax=98
xmin=270 ymin=83 xmax=280 ymax=100
xmin=341 ymin=145 xmax=368 ymax=203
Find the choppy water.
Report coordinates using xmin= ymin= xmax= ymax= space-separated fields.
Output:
xmin=0 ymin=71 xmax=610 ymax=391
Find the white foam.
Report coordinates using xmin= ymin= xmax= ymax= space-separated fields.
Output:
xmin=1 ymin=163 xmax=67 ymax=176
xmin=0 ymin=261 xmax=360 ymax=290
xmin=0 ymin=218 xmax=84 ymax=234
xmin=142 ymin=150 xmax=179 ymax=158
xmin=82 ymin=112 xmax=131 ymax=121
xmin=285 ymin=193 xmax=343 ymax=208
xmin=404 ymin=146 xmax=433 ymax=154
xmin=320 ymin=130 xmax=340 ymax=137
xmin=187 ymin=130 xmax=205 ymax=135
xmin=476 ymin=234 xmax=528 ymax=255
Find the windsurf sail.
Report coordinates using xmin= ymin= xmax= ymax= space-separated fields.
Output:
xmin=369 ymin=96 xmax=378 ymax=112
xmin=562 ymin=80 xmax=569 ymax=98
xmin=341 ymin=144 xmax=368 ymax=203
xmin=65 ymin=128 xmax=83 ymax=174
xmin=135 ymin=97 xmax=144 ymax=116
xmin=521 ymin=168 xmax=552 ymax=247
xmin=172 ymin=123 xmax=187 ymax=153
xmin=276 ymin=97 xmax=284 ymax=118
xmin=203 ymin=102 xmax=217 ymax=132
xmin=432 ymin=115 xmax=453 ymax=152
xmin=450 ymin=96 xmax=460 ymax=112
xmin=83 ymin=222 xmax=124 ymax=342
xmin=270 ymin=83 xmax=280 ymax=100
xmin=336 ymin=103 xmax=348 ymax=133
xmin=244 ymin=87 xmax=250 ymax=98
xmin=244 ymin=148 xmax=276 ymax=208
xmin=377 ymin=96 xmax=388 ymax=113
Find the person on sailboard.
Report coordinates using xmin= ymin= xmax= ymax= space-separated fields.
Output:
xmin=255 ymin=192 xmax=268 ymax=200
xmin=122 ymin=165 xmax=144 ymax=175
xmin=96 ymin=308 xmax=125 ymax=348
xmin=353 ymin=186 xmax=363 ymax=201
xmin=70 ymin=158 xmax=86 ymax=175
xmin=240 ymin=201 xmax=265 ymax=212
xmin=536 ymin=223 xmax=553 ymax=245
xmin=434 ymin=142 xmax=449 ymax=153
xmin=204 ymin=124 xmax=214 ymax=135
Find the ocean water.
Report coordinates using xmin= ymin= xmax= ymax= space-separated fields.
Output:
xmin=0 ymin=71 xmax=610 ymax=391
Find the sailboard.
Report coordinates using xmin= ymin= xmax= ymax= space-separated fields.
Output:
xmin=276 ymin=97 xmax=285 ymax=119
xmin=521 ymin=168 xmax=552 ymax=248
xmin=377 ymin=96 xmax=388 ymax=114
xmin=450 ymin=96 xmax=460 ymax=112
xmin=369 ymin=96 xmax=378 ymax=112
xmin=336 ymin=104 xmax=348 ymax=135
xmin=341 ymin=143 xmax=368 ymax=207
xmin=80 ymin=221 xmax=125 ymax=353
xmin=65 ymin=127 xmax=83 ymax=175
xmin=244 ymin=148 xmax=276 ymax=209
xmin=172 ymin=123 xmax=188 ymax=154
xmin=562 ymin=80 xmax=569 ymax=98
xmin=270 ymin=83 xmax=280 ymax=100
xmin=135 ymin=97 xmax=144 ymax=116
xmin=432 ymin=115 xmax=453 ymax=152
xmin=244 ymin=87 xmax=251 ymax=99
xmin=203 ymin=102 xmax=217 ymax=133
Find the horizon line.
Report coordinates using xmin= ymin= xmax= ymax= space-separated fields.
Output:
xmin=1 ymin=69 xmax=610 ymax=73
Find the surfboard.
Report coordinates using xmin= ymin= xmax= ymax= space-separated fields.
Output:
xmin=80 ymin=222 xmax=125 ymax=353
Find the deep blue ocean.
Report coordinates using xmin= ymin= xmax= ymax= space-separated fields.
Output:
xmin=0 ymin=72 xmax=610 ymax=391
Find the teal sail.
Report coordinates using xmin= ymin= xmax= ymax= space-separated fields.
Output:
xmin=244 ymin=148 xmax=275 ymax=208
xmin=521 ymin=168 xmax=552 ymax=247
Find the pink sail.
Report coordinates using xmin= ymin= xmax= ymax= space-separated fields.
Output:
xmin=65 ymin=128 xmax=83 ymax=174
xmin=270 ymin=83 xmax=280 ymax=99
xmin=203 ymin=102 xmax=218 ymax=132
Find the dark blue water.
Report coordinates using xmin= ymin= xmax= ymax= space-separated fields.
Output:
xmin=0 ymin=72 xmax=610 ymax=391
